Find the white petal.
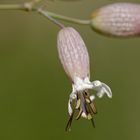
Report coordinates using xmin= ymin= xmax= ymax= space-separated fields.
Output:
xmin=102 ymin=83 xmax=112 ymax=98
xmin=92 ymin=80 xmax=112 ymax=98
xmin=90 ymin=95 xmax=95 ymax=101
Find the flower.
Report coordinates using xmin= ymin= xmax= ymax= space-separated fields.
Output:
xmin=57 ymin=27 xmax=112 ymax=131
xmin=91 ymin=3 xmax=140 ymax=37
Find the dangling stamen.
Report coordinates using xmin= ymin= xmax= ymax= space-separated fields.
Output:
xmin=65 ymin=111 xmax=74 ymax=132
xmin=84 ymin=92 xmax=97 ymax=115
xmin=65 ymin=98 xmax=77 ymax=131
xmin=76 ymin=108 xmax=83 ymax=120
xmin=91 ymin=118 xmax=96 ymax=128
xmin=66 ymin=90 xmax=97 ymax=131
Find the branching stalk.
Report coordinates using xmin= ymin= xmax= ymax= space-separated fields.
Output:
xmin=0 ymin=4 xmax=25 ymax=10
xmin=0 ymin=1 xmax=91 ymax=27
xmin=37 ymin=8 xmax=65 ymax=28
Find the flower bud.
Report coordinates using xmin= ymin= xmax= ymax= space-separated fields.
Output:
xmin=91 ymin=3 xmax=140 ymax=37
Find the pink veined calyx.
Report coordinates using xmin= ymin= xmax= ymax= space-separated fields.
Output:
xmin=91 ymin=2 xmax=140 ymax=37
xmin=57 ymin=27 xmax=112 ymax=131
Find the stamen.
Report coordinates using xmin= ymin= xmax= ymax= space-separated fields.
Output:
xmin=66 ymin=98 xmax=77 ymax=131
xmin=76 ymin=108 xmax=83 ymax=120
xmin=65 ymin=111 xmax=74 ymax=132
xmin=75 ymin=99 xmax=81 ymax=109
xmin=66 ymin=90 xmax=97 ymax=131
xmin=84 ymin=92 xmax=97 ymax=114
xmin=91 ymin=118 xmax=96 ymax=128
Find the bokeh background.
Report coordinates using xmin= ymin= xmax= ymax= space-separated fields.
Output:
xmin=0 ymin=0 xmax=140 ymax=139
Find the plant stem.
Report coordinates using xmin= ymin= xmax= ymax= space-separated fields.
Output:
xmin=0 ymin=4 xmax=25 ymax=10
xmin=46 ymin=11 xmax=91 ymax=25
xmin=38 ymin=9 xmax=65 ymax=28
xmin=0 ymin=1 xmax=91 ymax=27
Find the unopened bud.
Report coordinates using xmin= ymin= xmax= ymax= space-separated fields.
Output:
xmin=91 ymin=3 xmax=140 ymax=37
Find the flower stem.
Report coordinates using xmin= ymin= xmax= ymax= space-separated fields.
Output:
xmin=46 ymin=11 xmax=91 ymax=25
xmin=0 ymin=1 xmax=91 ymax=27
xmin=37 ymin=9 xmax=65 ymax=28
xmin=0 ymin=0 xmax=44 ymax=11
xmin=0 ymin=4 xmax=25 ymax=10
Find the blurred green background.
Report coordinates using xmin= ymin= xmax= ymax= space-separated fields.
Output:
xmin=0 ymin=0 xmax=140 ymax=139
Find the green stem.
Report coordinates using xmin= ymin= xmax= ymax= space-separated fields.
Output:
xmin=46 ymin=11 xmax=91 ymax=25
xmin=0 ymin=4 xmax=25 ymax=10
xmin=0 ymin=2 xmax=91 ymax=26
xmin=0 ymin=0 xmax=44 ymax=11
xmin=38 ymin=9 xmax=65 ymax=28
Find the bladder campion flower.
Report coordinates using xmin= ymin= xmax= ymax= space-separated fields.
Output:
xmin=57 ymin=27 xmax=112 ymax=131
xmin=91 ymin=3 xmax=140 ymax=37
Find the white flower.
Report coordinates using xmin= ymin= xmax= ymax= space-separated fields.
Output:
xmin=57 ymin=27 xmax=112 ymax=131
